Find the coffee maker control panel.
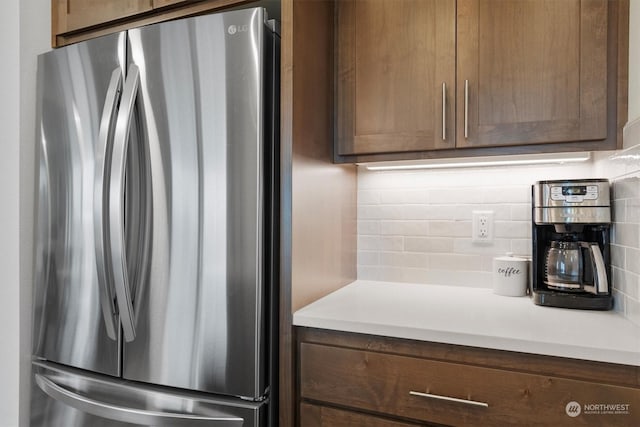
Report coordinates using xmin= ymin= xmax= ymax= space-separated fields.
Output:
xmin=550 ymin=184 xmax=599 ymax=203
xmin=534 ymin=179 xmax=610 ymax=209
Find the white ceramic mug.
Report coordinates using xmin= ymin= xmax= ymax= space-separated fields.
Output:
xmin=493 ymin=253 xmax=529 ymax=297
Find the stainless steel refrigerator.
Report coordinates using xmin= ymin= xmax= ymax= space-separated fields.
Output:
xmin=30 ymin=7 xmax=279 ymax=426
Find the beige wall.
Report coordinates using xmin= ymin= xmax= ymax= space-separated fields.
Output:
xmin=629 ymin=0 xmax=640 ymax=121
xmin=0 ymin=2 xmax=21 ymax=424
xmin=0 ymin=0 xmax=49 ymax=426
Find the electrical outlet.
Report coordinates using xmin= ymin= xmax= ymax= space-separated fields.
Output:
xmin=472 ymin=210 xmax=494 ymax=243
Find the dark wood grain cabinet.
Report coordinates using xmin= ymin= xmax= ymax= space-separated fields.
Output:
xmin=297 ymin=328 xmax=640 ymax=426
xmin=335 ymin=0 xmax=628 ymax=162
xmin=51 ymin=0 xmax=251 ymax=47
xmin=52 ymin=0 xmax=153 ymax=35
xmin=335 ymin=0 xmax=456 ymax=156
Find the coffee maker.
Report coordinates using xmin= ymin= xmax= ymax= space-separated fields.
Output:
xmin=531 ymin=179 xmax=613 ymax=310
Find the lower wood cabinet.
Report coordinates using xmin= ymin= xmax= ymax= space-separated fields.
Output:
xmin=300 ymin=403 xmax=420 ymax=427
xmin=297 ymin=328 xmax=640 ymax=426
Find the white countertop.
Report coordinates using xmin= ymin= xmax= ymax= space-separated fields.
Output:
xmin=293 ymin=280 xmax=640 ymax=366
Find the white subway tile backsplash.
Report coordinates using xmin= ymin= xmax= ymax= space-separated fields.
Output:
xmin=363 ymin=205 xmax=407 ymax=220
xmin=626 ymin=247 xmax=640 ymax=276
xmin=379 ymin=251 xmax=429 ymax=269
xmin=357 ymin=251 xmax=380 ymax=266
xmin=453 ymin=238 xmax=511 ymax=255
xmin=482 ymin=204 xmax=512 ymax=220
xmin=482 ymin=186 xmax=531 ymax=204
xmin=358 ymin=189 xmax=380 ymax=205
xmin=613 ymin=176 xmax=640 ymax=199
xmin=380 ymin=236 xmax=405 ymax=251
xmin=613 ymin=223 xmax=640 ymax=248
xmin=358 ymin=220 xmax=380 ymax=235
xmin=494 ymin=221 xmax=531 ymax=239
xmin=424 ymin=205 xmax=468 ymax=220
xmin=426 ymin=221 xmax=471 ymax=237
xmin=510 ymin=239 xmax=533 ymax=257
xmin=510 ymin=204 xmax=531 ymax=221
xmin=428 ymin=254 xmax=483 ymax=271
xmin=401 ymin=205 xmax=435 ymax=220
xmin=404 ymin=236 xmax=454 ymax=253
xmin=429 ymin=188 xmax=484 ymax=204
xmin=610 ymin=244 xmax=625 ymax=269
xmin=612 ymin=199 xmax=626 ymax=223
xmin=380 ymin=220 xmax=430 ymax=236
xmin=612 ymin=267 xmax=640 ymax=300
xmin=358 ymin=235 xmax=380 ymax=251
xmin=627 ymin=199 xmax=640 ymax=223
xmin=356 ymin=144 xmax=640 ymax=326
xmin=626 ymin=297 xmax=640 ymax=326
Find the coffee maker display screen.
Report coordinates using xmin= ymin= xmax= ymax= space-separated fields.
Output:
xmin=562 ymin=186 xmax=587 ymax=196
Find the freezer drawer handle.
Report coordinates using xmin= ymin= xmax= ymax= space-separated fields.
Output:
xmin=409 ymin=390 xmax=489 ymax=408
xmin=35 ymin=374 xmax=244 ymax=426
xmin=110 ymin=64 xmax=140 ymax=342
xmin=94 ymin=68 xmax=123 ymax=341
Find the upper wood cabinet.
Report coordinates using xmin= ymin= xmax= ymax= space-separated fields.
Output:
xmin=53 ymin=0 xmax=153 ymax=34
xmin=336 ymin=0 xmax=456 ymax=155
xmin=335 ymin=0 xmax=628 ymax=162
xmin=51 ymin=0 xmax=251 ymax=47
xmin=153 ymin=0 xmax=191 ymax=7
xmin=457 ymin=0 xmax=608 ymax=149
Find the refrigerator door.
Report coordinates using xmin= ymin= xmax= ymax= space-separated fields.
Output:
xmin=30 ymin=361 xmax=265 ymax=427
xmin=33 ymin=32 xmax=126 ymax=376
xmin=122 ymin=8 xmax=272 ymax=398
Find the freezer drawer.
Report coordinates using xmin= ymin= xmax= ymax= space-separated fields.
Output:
xmin=30 ymin=361 xmax=266 ymax=427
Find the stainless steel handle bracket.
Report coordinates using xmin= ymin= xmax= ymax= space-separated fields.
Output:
xmin=110 ymin=64 xmax=141 ymax=342
xmin=94 ymin=68 xmax=123 ymax=341
xmin=410 ymin=390 xmax=489 ymax=408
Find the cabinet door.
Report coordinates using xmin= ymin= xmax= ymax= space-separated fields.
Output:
xmin=457 ymin=0 xmax=608 ymax=148
xmin=152 ymin=0 xmax=194 ymax=7
xmin=300 ymin=403 xmax=419 ymax=427
xmin=336 ymin=0 xmax=456 ymax=156
xmin=54 ymin=0 xmax=153 ymax=34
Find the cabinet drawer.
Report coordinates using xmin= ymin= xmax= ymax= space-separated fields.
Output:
xmin=300 ymin=402 xmax=420 ymax=427
xmin=300 ymin=342 xmax=639 ymax=426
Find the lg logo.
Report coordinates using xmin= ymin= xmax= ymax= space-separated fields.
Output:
xmin=227 ymin=24 xmax=249 ymax=35
xmin=565 ymin=401 xmax=581 ymax=417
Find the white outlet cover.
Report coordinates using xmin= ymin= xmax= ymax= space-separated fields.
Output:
xmin=472 ymin=210 xmax=494 ymax=243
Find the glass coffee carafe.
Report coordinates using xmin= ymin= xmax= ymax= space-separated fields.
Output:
xmin=544 ymin=239 xmax=608 ymax=295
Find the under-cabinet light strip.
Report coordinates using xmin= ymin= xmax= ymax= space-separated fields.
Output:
xmin=361 ymin=152 xmax=591 ymax=171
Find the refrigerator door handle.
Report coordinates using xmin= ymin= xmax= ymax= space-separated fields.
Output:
xmin=35 ymin=374 xmax=244 ymax=426
xmin=93 ymin=68 xmax=123 ymax=341
xmin=110 ymin=64 xmax=140 ymax=342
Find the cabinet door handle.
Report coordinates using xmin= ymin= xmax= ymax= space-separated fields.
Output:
xmin=409 ymin=390 xmax=489 ymax=408
xmin=442 ymin=82 xmax=447 ymax=141
xmin=464 ymin=79 xmax=469 ymax=139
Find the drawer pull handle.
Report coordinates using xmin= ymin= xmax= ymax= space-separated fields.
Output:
xmin=409 ymin=391 xmax=489 ymax=408
xmin=442 ymin=82 xmax=447 ymax=141
xmin=464 ymin=79 xmax=469 ymax=139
